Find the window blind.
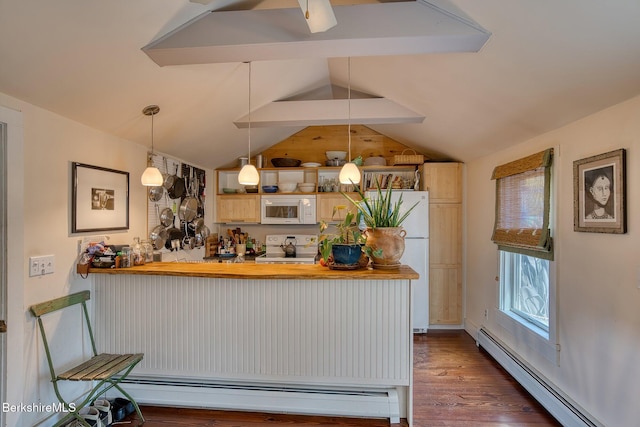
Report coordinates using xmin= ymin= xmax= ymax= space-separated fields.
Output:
xmin=491 ymin=149 xmax=553 ymax=260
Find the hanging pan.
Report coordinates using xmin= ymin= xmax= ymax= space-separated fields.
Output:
xmin=159 ymin=207 xmax=174 ymax=227
xmin=166 ymin=164 xmax=185 ymax=199
xmin=148 ymin=185 xmax=164 ymax=202
xmin=149 ymin=225 xmax=168 ymax=250
xmin=178 ymin=168 xmax=198 ymax=222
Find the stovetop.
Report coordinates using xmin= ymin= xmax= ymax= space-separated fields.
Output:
xmin=255 ymin=234 xmax=318 ymax=264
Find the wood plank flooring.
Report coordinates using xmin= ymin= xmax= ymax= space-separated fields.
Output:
xmin=119 ymin=330 xmax=561 ymax=427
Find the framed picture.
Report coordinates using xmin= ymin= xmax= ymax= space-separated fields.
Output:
xmin=72 ymin=162 xmax=129 ymax=233
xmin=573 ymin=149 xmax=626 ymax=234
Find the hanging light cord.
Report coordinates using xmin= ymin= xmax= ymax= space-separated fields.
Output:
xmin=150 ymin=110 xmax=155 ymax=154
xmin=347 ymin=57 xmax=352 ymax=162
xmin=248 ymin=62 xmax=252 ymax=160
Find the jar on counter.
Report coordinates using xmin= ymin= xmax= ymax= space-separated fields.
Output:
xmin=141 ymin=239 xmax=154 ymax=263
xmin=132 ymin=237 xmax=145 ymax=266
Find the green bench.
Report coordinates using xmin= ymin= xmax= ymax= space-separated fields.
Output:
xmin=30 ymin=290 xmax=145 ymax=426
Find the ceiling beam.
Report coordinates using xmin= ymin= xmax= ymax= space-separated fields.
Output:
xmin=143 ymin=1 xmax=491 ymax=65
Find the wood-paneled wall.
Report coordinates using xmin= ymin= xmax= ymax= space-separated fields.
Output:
xmin=261 ymin=125 xmax=427 ymax=166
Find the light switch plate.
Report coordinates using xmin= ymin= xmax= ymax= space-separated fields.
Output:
xmin=29 ymin=255 xmax=55 ymax=277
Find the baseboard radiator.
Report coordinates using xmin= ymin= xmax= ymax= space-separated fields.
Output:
xmin=114 ymin=376 xmax=400 ymax=423
xmin=477 ymin=328 xmax=603 ymax=427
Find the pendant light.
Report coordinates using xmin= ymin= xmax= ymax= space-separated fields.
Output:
xmin=339 ymin=57 xmax=361 ymax=185
xmin=238 ymin=62 xmax=260 ymax=186
xmin=297 ymin=0 xmax=337 ymax=33
xmin=140 ymin=105 xmax=164 ymax=186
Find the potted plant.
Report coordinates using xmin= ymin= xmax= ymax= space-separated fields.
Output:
xmin=342 ymin=181 xmax=419 ymax=269
xmin=318 ymin=205 xmax=366 ymax=266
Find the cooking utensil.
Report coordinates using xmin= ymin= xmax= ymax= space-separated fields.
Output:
xmin=148 ymin=185 xmax=164 ymax=202
xmin=149 ymin=225 xmax=168 ymax=250
xmin=189 ymin=217 xmax=204 ymax=234
xmin=159 ymin=207 xmax=174 ymax=227
xmin=280 ymin=237 xmax=297 ymax=257
xmin=165 ymin=215 xmax=184 ymax=250
xmin=166 ymin=164 xmax=185 ymax=199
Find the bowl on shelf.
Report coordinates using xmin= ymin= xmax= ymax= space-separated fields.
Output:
xmin=364 ymin=156 xmax=387 ymax=166
xmin=222 ymin=188 xmax=237 ymax=194
xmin=271 ymin=158 xmax=301 ymax=168
xmin=278 ymin=182 xmax=298 ymax=193
xmin=298 ymin=183 xmax=316 ymax=193
xmin=326 ymin=151 xmax=347 ymax=160
xmin=262 ymin=185 xmax=278 ymax=193
xmin=244 ymin=185 xmax=258 ymax=193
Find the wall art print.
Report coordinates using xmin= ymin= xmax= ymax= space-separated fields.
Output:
xmin=573 ymin=149 xmax=626 ymax=234
xmin=72 ymin=162 xmax=129 ymax=233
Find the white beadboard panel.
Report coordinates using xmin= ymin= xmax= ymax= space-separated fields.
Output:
xmin=94 ymin=275 xmax=411 ymax=387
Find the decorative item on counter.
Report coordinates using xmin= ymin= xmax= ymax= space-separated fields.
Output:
xmin=318 ymin=205 xmax=366 ymax=268
xmin=341 ymin=180 xmax=420 ymax=269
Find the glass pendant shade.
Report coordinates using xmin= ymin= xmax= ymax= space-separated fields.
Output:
xmin=339 ymin=161 xmax=361 ymax=185
xmin=141 ymin=165 xmax=164 ymax=186
xmin=238 ymin=164 xmax=259 ymax=185
xmin=141 ymin=104 xmax=163 ymax=186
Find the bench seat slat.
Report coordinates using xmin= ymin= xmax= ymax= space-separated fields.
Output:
xmin=58 ymin=353 xmax=143 ymax=381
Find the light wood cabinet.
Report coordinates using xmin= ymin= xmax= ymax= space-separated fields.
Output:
xmin=317 ymin=193 xmax=361 ymax=223
xmin=429 ymin=266 xmax=462 ymax=325
xmin=216 ymin=195 xmax=260 ymax=223
xmin=423 ymin=162 xmax=463 ymax=326
xmin=422 ymin=162 xmax=462 ymax=203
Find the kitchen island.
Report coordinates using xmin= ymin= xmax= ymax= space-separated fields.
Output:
xmin=90 ymin=263 xmax=418 ymax=425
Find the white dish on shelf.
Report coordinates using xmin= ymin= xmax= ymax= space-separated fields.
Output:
xmin=301 ymin=162 xmax=321 ymax=168
xmin=326 ymin=151 xmax=347 ymax=160
xmin=278 ymin=182 xmax=298 ymax=193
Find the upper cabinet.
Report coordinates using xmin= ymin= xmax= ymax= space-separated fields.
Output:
xmin=421 ymin=162 xmax=462 ymax=203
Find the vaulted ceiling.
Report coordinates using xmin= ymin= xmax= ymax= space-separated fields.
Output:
xmin=1 ymin=0 xmax=639 ymax=168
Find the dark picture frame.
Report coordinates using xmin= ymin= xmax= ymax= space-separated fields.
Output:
xmin=72 ymin=162 xmax=129 ymax=233
xmin=573 ymin=149 xmax=626 ymax=234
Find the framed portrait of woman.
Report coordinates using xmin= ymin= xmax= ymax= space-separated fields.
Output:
xmin=573 ymin=149 xmax=626 ymax=233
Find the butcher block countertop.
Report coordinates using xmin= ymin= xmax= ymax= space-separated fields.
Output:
xmin=88 ymin=262 xmax=419 ymax=280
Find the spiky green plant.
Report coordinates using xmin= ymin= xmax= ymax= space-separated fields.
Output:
xmin=341 ymin=179 xmax=419 ymax=229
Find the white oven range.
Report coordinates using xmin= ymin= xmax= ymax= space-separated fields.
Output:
xmin=254 ymin=234 xmax=318 ymax=264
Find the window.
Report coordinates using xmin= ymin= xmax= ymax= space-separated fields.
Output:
xmin=500 ymin=251 xmax=549 ymax=332
xmin=492 ymin=149 xmax=555 ymax=348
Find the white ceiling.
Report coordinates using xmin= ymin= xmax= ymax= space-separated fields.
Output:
xmin=1 ymin=0 xmax=640 ymax=169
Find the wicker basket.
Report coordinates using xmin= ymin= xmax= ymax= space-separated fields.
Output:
xmin=391 ymin=149 xmax=424 ymax=165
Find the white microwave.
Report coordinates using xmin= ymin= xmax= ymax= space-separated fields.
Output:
xmin=261 ymin=195 xmax=317 ymax=225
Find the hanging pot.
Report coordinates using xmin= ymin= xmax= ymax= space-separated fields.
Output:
xmin=166 ymin=164 xmax=185 ymax=199
xmin=179 ymin=171 xmax=198 ymax=222
xmin=148 ymin=185 xmax=164 ymax=202
xmin=159 ymin=207 xmax=174 ymax=227
xmin=164 ymin=216 xmax=184 ymax=250
xmin=149 ymin=225 xmax=168 ymax=250
xmin=189 ymin=217 xmax=205 ymax=234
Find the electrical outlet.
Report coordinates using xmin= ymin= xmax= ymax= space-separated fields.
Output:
xmin=484 ymin=309 xmax=489 ymax=319
xmin=29 ymin=255 xmax=55 ymax=277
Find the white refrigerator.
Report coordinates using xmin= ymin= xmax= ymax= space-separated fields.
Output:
xmin=366 ymin=190 xmax=430 ymax=332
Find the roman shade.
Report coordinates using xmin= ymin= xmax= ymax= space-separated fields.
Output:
xmin=491 ymin=149 xmax=554 ymax=260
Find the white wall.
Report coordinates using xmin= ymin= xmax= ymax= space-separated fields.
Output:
xmin=465 ymin=94 xmax=640 ymax=426
xmin=0 ymin=92 xmax=214 ymax=426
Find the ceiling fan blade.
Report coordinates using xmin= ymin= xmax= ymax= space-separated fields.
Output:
xmin=297 ymin=0 xmax=337 ymax=33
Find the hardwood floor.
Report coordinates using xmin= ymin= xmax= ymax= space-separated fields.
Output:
xmin=120 ymin=331 xmax=561 ymax=427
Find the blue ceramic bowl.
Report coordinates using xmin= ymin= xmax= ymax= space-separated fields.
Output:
xmin=262 ymin=185 xmax=278 ymax=193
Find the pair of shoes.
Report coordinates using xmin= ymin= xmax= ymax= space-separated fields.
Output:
xmin=108 ymin=398 xmax=134 ymax=422
xmin=65 ymin=406 xmax=105 ymax=427
xmin=91 ymin=399 xmax=112 ymax=426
